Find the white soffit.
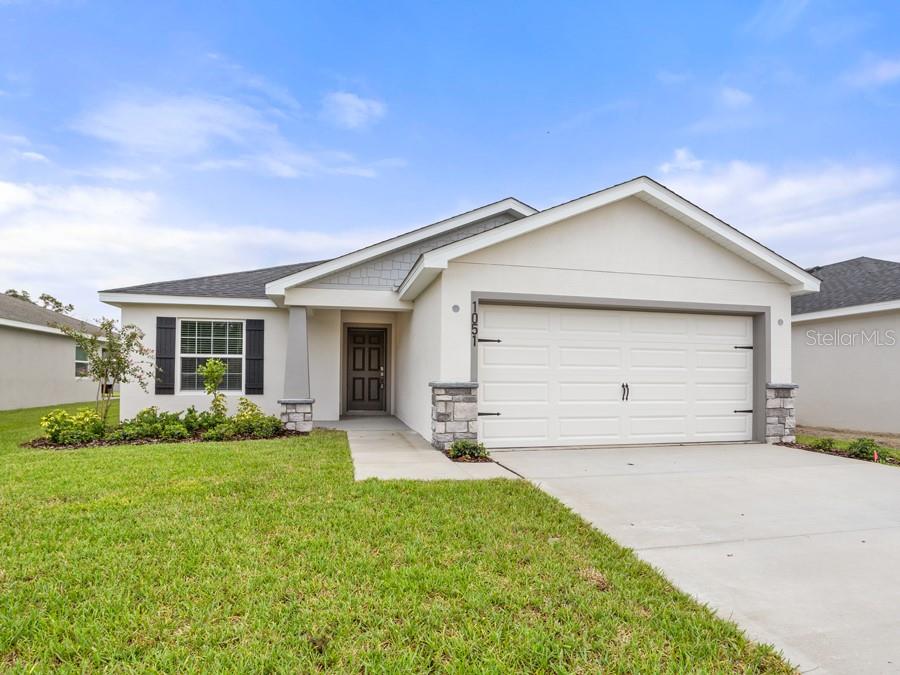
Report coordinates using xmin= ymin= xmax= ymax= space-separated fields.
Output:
xmin=398 ymin=176 xmax=820 ymax=300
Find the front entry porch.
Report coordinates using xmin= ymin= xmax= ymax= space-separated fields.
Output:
xmin=319 ymin=416 xmax=516 ymax=481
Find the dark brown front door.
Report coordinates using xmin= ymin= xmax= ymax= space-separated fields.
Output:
xmin=346 ymin=328 xmax=386 ymax=411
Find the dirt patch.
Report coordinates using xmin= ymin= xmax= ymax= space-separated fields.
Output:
xmin=798 ymin=425 xmax=900 ymax=450
xmin=445 ymin=454 xmax=493 ymax=463
xmin=579 ymin=567 xmax=611 ymax=591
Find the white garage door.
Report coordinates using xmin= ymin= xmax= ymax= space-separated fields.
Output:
xmin=477 ymin=305 xmax=754 ymax=448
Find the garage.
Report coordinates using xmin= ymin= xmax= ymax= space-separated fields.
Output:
xmin=477 ymin=304 xmax=754 ymax=448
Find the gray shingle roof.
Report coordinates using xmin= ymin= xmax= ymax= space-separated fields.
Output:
xmin=0 ymin=294 xmax=101 ymax=334
xmin=102 ymin=261 xmax=327 ymax=299
xmin=792 ymin=257 xmax=900 ymax=315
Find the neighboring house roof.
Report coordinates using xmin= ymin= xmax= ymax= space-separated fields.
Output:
xmin=398 ymin=176 xmax=820 ymax=300
xmin=792 ymin=257 xmax=900 ymax=319
xmin=103 ymin=261 xmax=325 ymax=299
xmin=0 ymin=294 xmax=100 ymax=336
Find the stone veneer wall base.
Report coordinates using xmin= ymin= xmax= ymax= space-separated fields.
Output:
xmin=765 ymin=384 xmax=797 ymax=444
xmin=278 ymin=398 xmax=314 ymax=434
xmin=430 ymin=382 xmax=478 ymax=451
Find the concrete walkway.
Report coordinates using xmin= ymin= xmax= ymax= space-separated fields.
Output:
xmin=493 ymin=442 xmax=900 ymax=674
xmin=318 ymin=416 xmax=517 ymax=481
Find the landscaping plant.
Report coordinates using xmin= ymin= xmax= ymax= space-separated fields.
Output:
xmin=846 ymin=437 xmax=879 ymax=461
xmin=56 ymin=318 xmax=155 ymax=423
xmin=446 ymin=438 xmax=490 ymax=461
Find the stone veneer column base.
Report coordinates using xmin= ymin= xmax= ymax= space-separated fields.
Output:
xmin=765 ymin=384 xmax=797 ymax=443
xmin=278 ymin=398 xmax=314 ymax=434
xmin=429 ymin=382 xmax=478 ymax=451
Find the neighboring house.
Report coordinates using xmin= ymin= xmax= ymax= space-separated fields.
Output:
xmin=792 ymin=257 xmax=900 ymax=434
xmin=0 ymin=294 xmax=101 ymax=410
xmin=99 ymin=176 xmax=819 ymax=448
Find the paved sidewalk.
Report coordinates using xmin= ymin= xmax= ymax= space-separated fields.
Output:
xmin=317 ymin=416 xmax=517 ymax=481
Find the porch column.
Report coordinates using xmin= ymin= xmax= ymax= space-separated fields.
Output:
xmin=279 ymin=306 xmax=314 ymax=433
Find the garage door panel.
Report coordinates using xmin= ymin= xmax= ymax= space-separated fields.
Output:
xmin=480 ymin=417 xmax=548 ymax=445
xmin=695 ymin=349 xmax=751 ymax=371
xmin=628 ymin=415 xmax=688 ymax=440
xmin=557 ymin=417 xmax=621 ymax=441
xmin=694 ymin=414 xmax=752 ymax=438
xmin=478 ymin=305 xmax=753 ymax=447
xmin=482 ymin=345 xmax=549 ymax=367
xmin=694 ymin=315 xmax=753 ymax=340
xmin=557 ymin=310 xmax=623 ymax=336
xmin=559 ymin=346 xmax=622 ymax=369
xmin=481 ymin=381 xmax=548 ymax=404
xmin=558 ymin=381 xmax=622 ymax=402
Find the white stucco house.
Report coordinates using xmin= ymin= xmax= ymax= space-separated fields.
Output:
xmin=792 ymin=256 xmax=900 ymax=434
xmin=0 ymin=294 xmax=101 ymax=410
xmin=99 ymin=177 xmax=819 ymax=448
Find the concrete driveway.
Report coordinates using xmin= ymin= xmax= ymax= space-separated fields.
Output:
xmin=493 ymin=443 xmax=900 ymax=674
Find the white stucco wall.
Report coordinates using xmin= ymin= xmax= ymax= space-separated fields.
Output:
xmin=439 ymin=197 xmax=794 ymax=384
xmin=394 ymin=277 xmax=442 ymax=438
xmin=0 ymin=326 xmax=98 ymax=410
xmin=118 ymin=304 xmax=289 ymax=420
xmin=792 ymin=310 xmax=900 ymax=433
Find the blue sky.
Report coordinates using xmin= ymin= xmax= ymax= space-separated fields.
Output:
xmin=1 ymin=0 xmax=899 ymax=321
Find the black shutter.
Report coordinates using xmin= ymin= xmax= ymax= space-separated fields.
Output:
xmin=155 ymin=317 xmax=176 ymax=394
xmin=245 ymin=319 xmax=264 ymax=395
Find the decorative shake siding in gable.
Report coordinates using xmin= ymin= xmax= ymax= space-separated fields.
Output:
xmin=308 ymin=212 xmax=518 ymax=290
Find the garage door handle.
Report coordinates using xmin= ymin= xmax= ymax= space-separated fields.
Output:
xmin=625 ymin=383 xmax=630 ymax=401
xmin=621 ymin=383 xmax=626 ymax=400
xmin=478 ymin=412 xmax=501 ymax=416
xmin=477 ymin=338 xmax=502 ymax=343
xmin=734 ymin=409 xmax=753 ymax=413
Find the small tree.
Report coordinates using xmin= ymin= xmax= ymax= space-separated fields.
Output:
xmin=57 ymin=318 xmax=155 ymax=423
xmin=197 ymin=358 xmax=228 ymax=418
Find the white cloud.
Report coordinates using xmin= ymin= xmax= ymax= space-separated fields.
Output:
xmin=659 ymin=148 xmax=704 ymax=174
xmin=321 ymin=92 xmax=386 ymax=130
xmin=73 ymin=94 xmax=271 ymax=156
xmin=719 ymin=86 xmax=753 ymax=108
xmin=657 ymin=70 xmax=690 ymax=85
xmin=0 ymin=178 xmax=398 ymax=321
xmin=658 ymin=150 xmax=900 ymax=266
xmin=843 ymin=57 xmax=900 ymax=88
xmin=72 ymin=91 xmax=399 ymax=179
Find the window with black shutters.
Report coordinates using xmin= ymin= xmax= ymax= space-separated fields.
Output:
xmin=178 ymin=320 xmax=244 ymax=391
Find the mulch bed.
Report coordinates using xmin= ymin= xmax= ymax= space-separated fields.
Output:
xmin=23 ymin=430 xmax=308 ymax=450
xmin=778 ymin=441 xmax=900 ymax=466
xmin=444 ymin=453 xmax=493 ymax=463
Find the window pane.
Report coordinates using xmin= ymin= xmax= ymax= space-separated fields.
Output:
xmin=180 ymin=357 xmax=200 ymax=390
xmin=212 ymin=322 xmax=228 ymax=354
xmin=75 ymin=362 xmax=88 ymax=377
xmin=180 ymin=336 xmax=196 ymax=354
xmin=222 ymin=357 xmax=243 ymax=390
xmin=75 ymin=345 xmax=87 ymax=361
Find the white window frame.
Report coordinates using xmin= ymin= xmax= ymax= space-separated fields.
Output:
xmin=176 ymin=318 xmax=246 ymax=395
xmin=74 ymin=344 xmax=89 ymax=379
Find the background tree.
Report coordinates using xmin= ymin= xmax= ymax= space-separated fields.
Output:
xmin=4 ymin=289 xmax=74 ymax=314
xmin=56 ymin=318 xmax=155 ymax=423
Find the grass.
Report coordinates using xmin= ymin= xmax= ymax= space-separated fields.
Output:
xmin=0 ymin=402 xmax=793 ymax=672
xmin=795 ymin=433 xmax=900 ymax=465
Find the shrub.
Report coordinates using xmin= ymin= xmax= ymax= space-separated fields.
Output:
xmin=810 ymin=437 xmax=835 ymax=451
xmin=201 ymin=424 xmax=233 ymax=442
xmin=40 ymin=408 xmax=105 ymax=445
xmin=447 ymin=438 xmax=489 ymax=460
xmin=160 ymin=422 xmax=190 ymax=441
xmin=228 ymin=398 xmax=282 ymax=438
xmin=846 ymin=438 xmax=879 ymax=460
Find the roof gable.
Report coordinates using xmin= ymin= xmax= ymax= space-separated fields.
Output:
xmin=264 ymin=197 xmax=536 ymax=298
xmin=398 ymin=176 xmax=820 ymax=300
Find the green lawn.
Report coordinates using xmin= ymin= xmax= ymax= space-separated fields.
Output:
xmin=0 ymin=402 xmax=793 ymax=672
